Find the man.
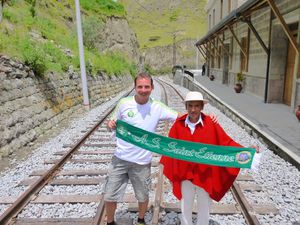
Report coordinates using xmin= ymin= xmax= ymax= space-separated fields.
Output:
xmin=104 ymin=72 xmax=178 ymax=225
xmin=201 ymin=63 xmax=206 ymax=76
xmin=160 ymin=91 xmax=259 ymax=225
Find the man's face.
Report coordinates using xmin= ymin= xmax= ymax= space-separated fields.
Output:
xmin=186 ymin=101 xmax=203 ymax=123
xmin=135 ymin=77 xmax=153 ymax=103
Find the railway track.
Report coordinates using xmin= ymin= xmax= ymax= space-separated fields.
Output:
xmin=0 ymin=88 xmax=133 ymax=225
xmin=0 ymin=78 xmax=278 ymax=225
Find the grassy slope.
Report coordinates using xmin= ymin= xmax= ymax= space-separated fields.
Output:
xmin=1 ymin=0 xmax=78 ymax=57
xmin=120 ymin=0 xmax=207 ymax=49
xmin=0 ymin=0 xmax=135 ymax=76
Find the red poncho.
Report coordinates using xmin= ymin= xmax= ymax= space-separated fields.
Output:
xmin=160 ymin=113 xmax=241 ymax=201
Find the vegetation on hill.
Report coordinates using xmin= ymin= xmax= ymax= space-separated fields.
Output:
xmin=119 ymin=0 xmax=207 ymax=49
xmin=0 ymin=0 xmax=136 ymax=77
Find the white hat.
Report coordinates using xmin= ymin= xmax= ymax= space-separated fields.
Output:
xmin=184 ymin=91 xmax=208 ymax=104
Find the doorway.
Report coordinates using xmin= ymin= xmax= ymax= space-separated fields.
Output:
xmin=283 ymin=25 xmax=298 ymax=105
xmin=222 ymin=44 xmax=230 ymax=84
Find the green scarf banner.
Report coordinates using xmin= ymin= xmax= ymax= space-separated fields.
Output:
xmin=116 ymin=120 xmax=255 ymax=168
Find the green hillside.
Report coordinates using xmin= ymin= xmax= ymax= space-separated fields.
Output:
xmin=0 ymin=0 xmax=136 ymax=76
xmin=119 ymin=0 xmax=207 ymax=49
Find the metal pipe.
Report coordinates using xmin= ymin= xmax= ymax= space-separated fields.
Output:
xmin=264 ymin=11 xmax=272 ymax=103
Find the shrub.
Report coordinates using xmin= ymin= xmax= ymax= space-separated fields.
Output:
xmin=236 ymin=72 xmax=244 ymax=83
xmin=144 ymin=64 xmax=155 ymax=75
xmin=80 ymin=0 xmax=125 ymax=17
xmin=128 ymin=63 xmax=137 ymax=77
xmin=169 ymin=10 xmax=179 ymax=22
xmin=88 ymin=52 xmax=136 ymax=77
xmin=19 ymin=39 xmax=73 ymax=76
xmin=29 ymin=0 xmax=36 ymax=17
xmin=24 ymin=0 xmax=36 ymax=17
xmin=35 ymin=17 xmax=56 ymax=40
xmin=21 ymin=40 xmax=47 ymax=76
xmin=158 ymin=67 xmax=172 ymax=74
xmin=82 ymin=16 xmax=104 ymax=50
xmin=42 ymin=42 xmax=71 ymax=72
xmin=3 ymin=10 xmax=18 ymax=22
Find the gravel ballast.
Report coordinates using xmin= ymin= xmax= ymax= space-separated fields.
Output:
xmin=0 ymin=77 xmax=299 ymax=225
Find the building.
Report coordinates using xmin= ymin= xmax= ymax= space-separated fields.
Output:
xmin=196 ymin=0 xmax=300 ymax=111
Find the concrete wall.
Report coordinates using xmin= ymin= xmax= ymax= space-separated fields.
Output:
xmin=0 ymin=55 xmax=133 ymax=159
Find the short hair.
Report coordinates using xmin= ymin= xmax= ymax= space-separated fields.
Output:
xmin=134 ymin=72 xmax=153 ymax=87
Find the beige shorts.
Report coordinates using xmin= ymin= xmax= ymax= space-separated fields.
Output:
xmin=103 ymin=156 xmax=151 ymax=202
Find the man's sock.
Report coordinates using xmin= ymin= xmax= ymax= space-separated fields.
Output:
xmin=137 ymin=217 xmax=145 ymax=223
xmin=107 ymin=221 xmax=115 ymax=225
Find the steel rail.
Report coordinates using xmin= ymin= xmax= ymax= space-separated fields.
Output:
xmin=150 ymin=78 xmax=171 ymax=225
xmin=156 ymin=77 xmax=185 ymax=101
xmin=91 ymin=195 xmax=106 ymax=225
xmin=231 ymin=183 xmax=261 ymax=225
xmin=0 ymin=89 xmax=133 ymax=225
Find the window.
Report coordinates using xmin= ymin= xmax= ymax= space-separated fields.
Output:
xmin=218 ymin=46 xmax=222 ymax=68
xmin=213 ymin=9 xmax=215 ymax=26
xmin=220 ymin=0 xmax=223 ymax=20
xmin=228 ymin=0 xmax=232 ymax=13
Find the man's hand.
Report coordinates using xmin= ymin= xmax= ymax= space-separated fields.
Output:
xmin=107 ymin=119 xmax=116 ymax=131
xmin=209 ymin=113 xmax=219 ymax=123
xmin=177 ymin=112 xmax=184 ymax=117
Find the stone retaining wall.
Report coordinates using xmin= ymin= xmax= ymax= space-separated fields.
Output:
xmin=0 ymin=55 xmax=132 ymax=159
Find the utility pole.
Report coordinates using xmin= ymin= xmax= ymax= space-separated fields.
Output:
xmin=196 ymin=36 xmax=199 ymax=69
xmin=169 ymin=30 xmax=184 ymax=67
xmin=173 ymin=33 xmax=176 ymax=66
xmin=75 ymin=0 xmax=90 ymax=109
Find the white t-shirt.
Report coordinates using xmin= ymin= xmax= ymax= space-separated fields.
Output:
xmin=111 ymin=96 xmax=178 ymax=165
